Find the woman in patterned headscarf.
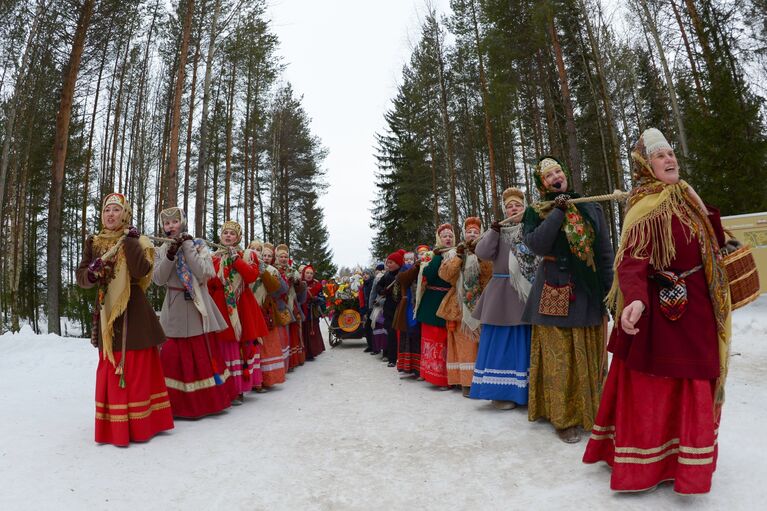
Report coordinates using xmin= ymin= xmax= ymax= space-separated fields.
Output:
xmin=250 ymin=242 xmax=288 ymax=388
xmin=583 ymin=128 xmax=731 ymax=494
xmin=153 ymin=207 xmax=232 ymax=418
xmin=207 ymin=221 xmax=269 ymax=404
xmin=469 ymin=188 xmax=538 ymax=409
xmin=522 ymin=157 xmax=615 ymax=443
xmin=76 ymin=193 xmax=173 ymax=446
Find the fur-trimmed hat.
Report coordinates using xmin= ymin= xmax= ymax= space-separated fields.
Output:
xmin=502 ymin=187 xmax=525 ymax=207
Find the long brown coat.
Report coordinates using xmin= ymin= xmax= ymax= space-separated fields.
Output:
xmin=77 ymin=235 xmax=166 ymax=351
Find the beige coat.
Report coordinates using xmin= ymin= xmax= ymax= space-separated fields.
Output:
xmin=153 ymin=240 xmax=228 ymax=338
xmin=436 ymin=253 xmax=492 ymax=326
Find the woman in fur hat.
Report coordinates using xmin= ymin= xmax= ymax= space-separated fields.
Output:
xmin=522 ymin=157 xmax=615 ymax=443
xmin=76 ymin=193 xmax=174 ymax=445
xmin=437 ymin=217 xmax=493 ymax=396
xmin=301 ymin=265 xmax=326 ymax=360
xmin=207 ymin=221 xmax=269 ymax=404
xmin=251 ymin=242 xmax=288 ymax=387
xmin=582 ymin=129 xmax=731 ymax=494
xmin=153 ymin=207 xmax=233 ymax=418
xmin=413 ymin=224 xmax=456 ymax=389
xmin=469 ymin=189 xmax=538 ymax=409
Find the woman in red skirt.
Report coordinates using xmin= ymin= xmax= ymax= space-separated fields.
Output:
xmin=153 ymin=207 xmax=233 ymax=418
xmin=77 ymin=192 xmax=174 ymax=446
xmin=208 ymin=221 xmax=269 ymax=404
xmin=413 ymin=224 xmax=456 ymax=390
xmin=253 ymin=242 xmax=288 ymax=387
xmin=301 ymin=265 xmax=326 ymax=360
xmin=582 ymin=128 xmax=732 ymax=494
xmin=275 ymin=244 xmax=306 ymax=371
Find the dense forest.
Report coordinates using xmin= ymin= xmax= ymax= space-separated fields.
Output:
xmin=371 ymin=0 xmax=767 ymax=258
xmin=0 ymin=0 xmax=336 ymax=335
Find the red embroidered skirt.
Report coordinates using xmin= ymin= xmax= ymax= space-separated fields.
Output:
xmin=160 ymin=334 xmax=232 ymax=418
xmin=95 ymin=347 xmax=174 ymax=446
xmin=397 ymin=327 xmax=421 ymax=374
xmin=289 ymin=322 xmax=304 ymax=367
xmin=261 ymin=327 xmax=287 ymax=387
xmin=219 ymin=339 xmax=258 ymax=395
xmin=582 ymin=357 xmax=720 ymax=494
xmin=279 ymin=325 xmax=291 ymax=370
xmin=420 ymin=323 xmax=448 ymax=387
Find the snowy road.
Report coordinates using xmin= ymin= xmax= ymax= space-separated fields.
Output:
xmin=2 ymin=299 xmax=767 ymax=510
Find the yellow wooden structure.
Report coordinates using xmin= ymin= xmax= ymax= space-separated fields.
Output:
xmin=722 ymin=212 xmax=767 ymax=294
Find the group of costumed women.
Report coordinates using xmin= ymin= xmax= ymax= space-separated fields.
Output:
xmin=365 ymin=127 xmax=733 ymax=495
xmin=77 ymin=199 xmax=325 ymax=447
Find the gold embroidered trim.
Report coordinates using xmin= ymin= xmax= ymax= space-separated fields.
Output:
xmin=591 ymin=424 xmax=615 ymax=432
xmin=614 ymin=438 xmax=679 ymax=455
xmin=95 ymin=402 xmax=171 ymax=422
xmin=95 ymin=391 xmax=169 ymax=410
xmin=615 ymin=448 xmax=679 ymax=465
xmin=163 ymin=369 xmax=232 ymax=393
xmin=678 ymin=456 xmax=715 ymax=466
xmin=679 ymin=442 xmax=717 ymax=454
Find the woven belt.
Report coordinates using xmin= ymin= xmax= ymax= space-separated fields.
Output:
xmin=542 ymin=256 xmax=557 ymax=262
xmin=492 ymin=274 xmax=510 ymax=278
xmin=426 ymin=285 xmax=450 ymax=292
xmin=167 ymin=286 xmax=187 ymax=292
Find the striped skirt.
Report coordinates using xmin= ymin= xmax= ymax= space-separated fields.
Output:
xmin=160 ymin=334 xmax=232 ymax=418
xmin=583 ymin=358 xmax=719 ymax=494
xmin=95 ymin=347 xmax=174 ymax=446
xmin=446 ymin=322 xmax=479 ymax=387
xmin=219 ymin=339 xmax=259 ymax=395
xmin=261 ymin=327 xmax=286 ymax=387
xmin=470 ymin=324 xmax=531 ymax=403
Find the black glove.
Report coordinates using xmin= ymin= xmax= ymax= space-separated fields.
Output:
xmin=166 ymin=240 xmax=181 ymax=260
xmin=491 ymin=220 xmax=501 ymax=232
xmin=554 ymin=194 xmax=571 ymax=211
xmin=126 ymin=226 xmax=140 ymax=238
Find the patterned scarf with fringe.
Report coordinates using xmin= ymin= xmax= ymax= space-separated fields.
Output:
xmin=606 ymin=150 xmax=731 ymax=408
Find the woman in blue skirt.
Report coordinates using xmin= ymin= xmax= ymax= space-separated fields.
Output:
xmin=470 ymin=188 xmax=539 ymax=409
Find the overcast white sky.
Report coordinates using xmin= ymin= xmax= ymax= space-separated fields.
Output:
xmin=266 ymin=0 xmax=452 ymax=271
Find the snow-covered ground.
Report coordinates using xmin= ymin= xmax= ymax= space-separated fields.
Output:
xmin=1 ymin=298 xmax=766 ymax=510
